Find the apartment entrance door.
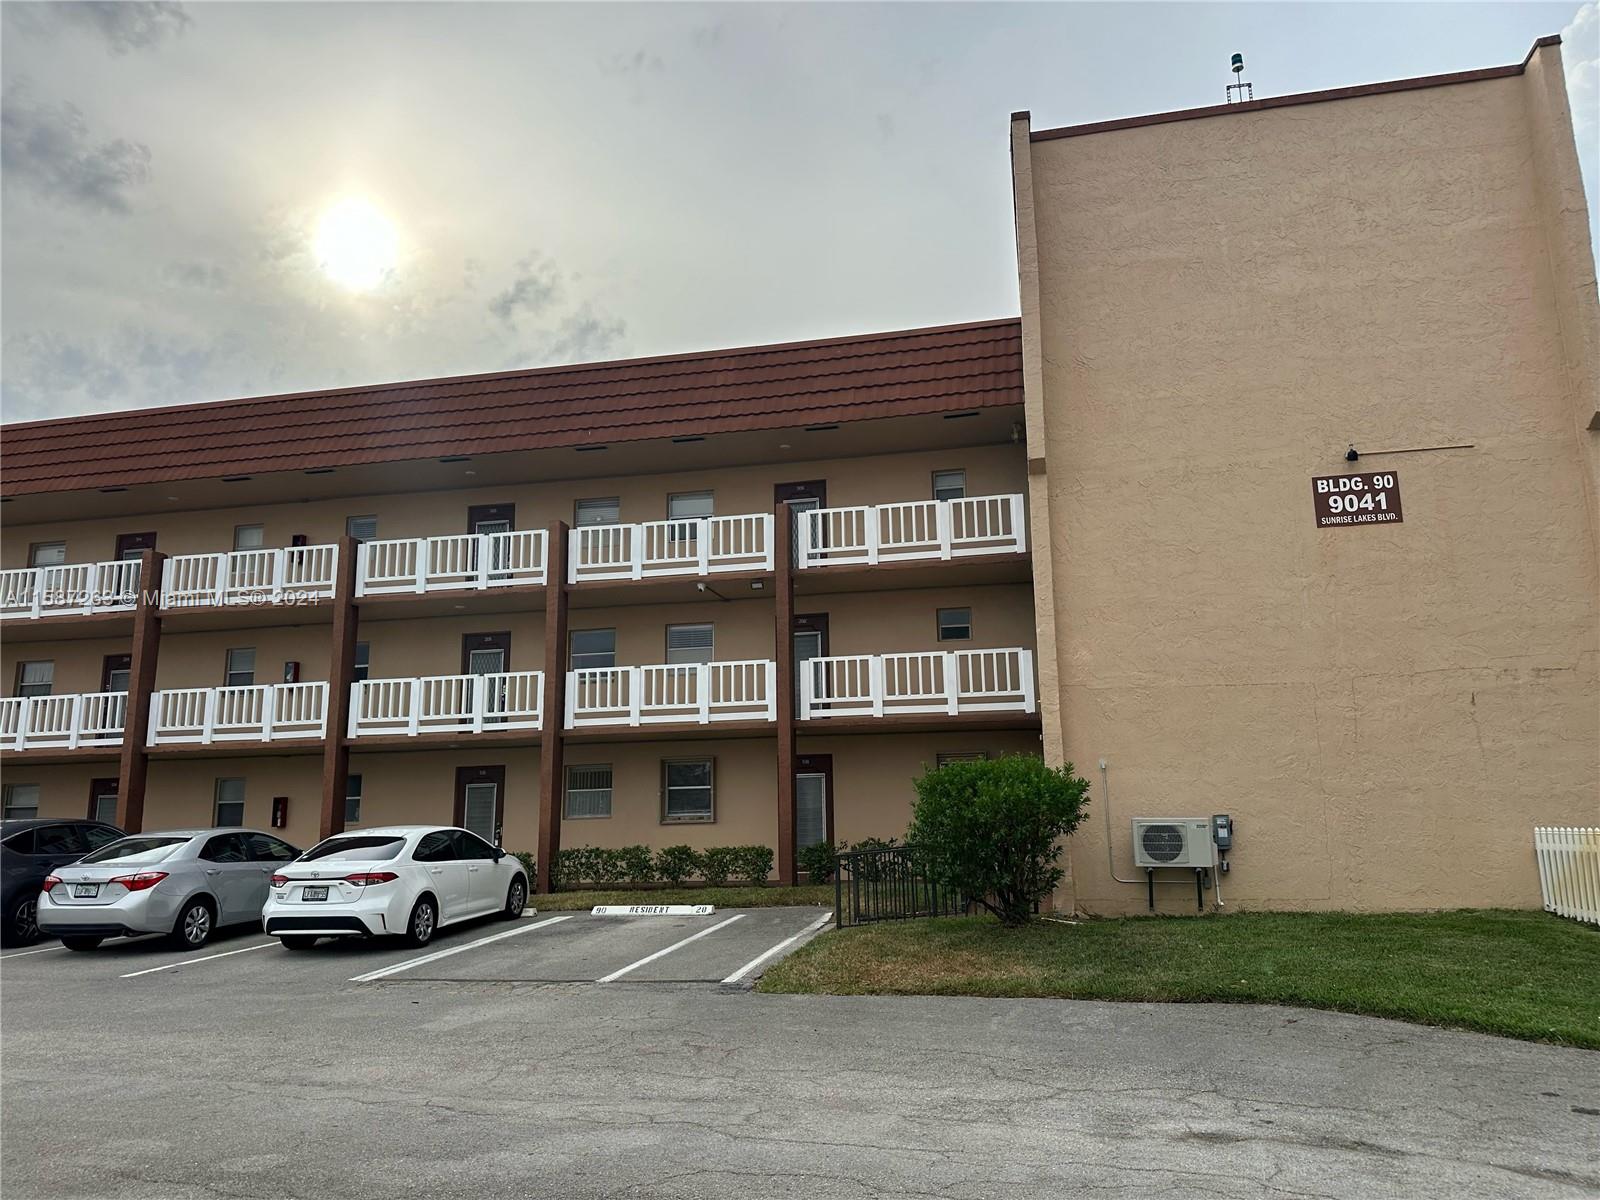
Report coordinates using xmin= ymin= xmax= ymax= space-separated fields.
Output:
xmin=454 ymin=765 xmax=505 ymax=846
xmin=795 ymin=754 xmax=833 ymax=865
xmin=114 ymin=532 xmax=157 ymax=560
xmin=792 ymin=613 xmax=829 ymax=710
xmin=87 ymin=778 xmax=119 ymax=825
xmin=466 ymin=504 xmax=515 ymax=577
xmin=775 ymin=481 xmax=827 ymax=562
xmin=463 ymin=632 xmax=510 ymax=724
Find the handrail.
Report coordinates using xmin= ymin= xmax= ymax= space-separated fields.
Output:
xmin=0 ymin=560 xmax=142 ymax=620
xmin=148 ymin=682 xmax=329 ymax=745
xmin=801 ymin=648 xmax=1036 ymax=719
xmin=566 ymin=660 xmax=777 ymax=727
xmin=349 ymin=671 xmax=544 ymax=736
xmin=356 ymin=530 xmax=548 ymax=596
xmin=795 ymin=494 xmax=1027 ymax=569
xmin=0 ymin=692 xmax=128 ymax=750
xmin=162 ymin=544 xmax=338 ymax=608
xmin=568 ymin=514 xmax=774 ymax=583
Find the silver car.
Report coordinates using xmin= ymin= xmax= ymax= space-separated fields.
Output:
xmin=37 ymin=828 xmax=300 ymax=952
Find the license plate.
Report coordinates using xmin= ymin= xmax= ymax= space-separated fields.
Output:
xmin=73 ymin=883 xmax=99 ymax=898
xmin=301 ymin=886 xmax=329 ymax=902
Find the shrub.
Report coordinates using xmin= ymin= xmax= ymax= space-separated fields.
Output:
xmin=588 ymin=847 xmax=624 ymax=887
xmin=908 ymin=754 xmax=1089 ymax=927
xmin=796 ymin=840 xmax=837 ymax=883
xmin=700 ymin=846 xmax=738 ymax=887
xmin=552 ymin=847 xmax=588 ymax=890
xmin=616 ymin=844 xmax=656 ymax=885
xmin=844 ymin=836 xmax=901 ymax=882
xmin=655 ymin=844 xmax=702 ymax=886
xmin=513 ymin=851 xmax=536 ymax=882
xmin=733 ymin=844 xmax=774 ymax=886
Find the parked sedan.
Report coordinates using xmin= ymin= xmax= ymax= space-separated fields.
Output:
xmin=2 ymin=819 xmax=126 ymax=946
xmin=263 ymin=825 xmax=528 ymax=949
xmin=37 ymin=828 xmax=301 ymax=952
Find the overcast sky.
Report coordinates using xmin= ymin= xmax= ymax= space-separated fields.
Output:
xmin=2 ymin=1 xmax=1594 ymax=423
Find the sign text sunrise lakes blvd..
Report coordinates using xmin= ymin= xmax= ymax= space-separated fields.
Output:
xmin=1312 ymin=472 xmax=1404 ymax=529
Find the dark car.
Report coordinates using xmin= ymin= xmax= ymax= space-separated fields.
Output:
xmin=1 ymin=819 xmax=124 ymax=946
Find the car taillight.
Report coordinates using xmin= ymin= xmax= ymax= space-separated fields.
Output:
xmin=343 ymin=872 xmax=398 ymax=887
xmin=270 ymin=874 xmax=289 ymax=888
xmin=109 ymin=871 xmax=168 ymax=892
xmin=42 ymin=875 xmax=62 ymax=891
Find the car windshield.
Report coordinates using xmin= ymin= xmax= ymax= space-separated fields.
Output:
xmin=299 ymin=836 xmax=405 ymax=862
xmin=79 ymin=836 xmax=190 ymax=865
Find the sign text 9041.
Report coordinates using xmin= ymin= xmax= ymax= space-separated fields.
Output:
xmin=1312 ymin=472 xmax=1403 ymax=529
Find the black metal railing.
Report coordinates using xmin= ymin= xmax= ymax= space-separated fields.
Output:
xmin=834 ymin=844 xmax=968 ymax=929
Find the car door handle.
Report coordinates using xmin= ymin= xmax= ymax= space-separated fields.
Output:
xmin=468 ymin=865 xmax=480 ymax=872
xmin=431 ymin=867 xmax=443 ymax=875
xmin=205 ymin=868 xmax=221 ymax=876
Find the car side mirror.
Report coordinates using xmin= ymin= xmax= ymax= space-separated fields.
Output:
xmin=493 ymin=848 xmax=505 ymax=862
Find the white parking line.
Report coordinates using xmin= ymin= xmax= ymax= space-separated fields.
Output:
xmin=350 ymin=914 xmax=574 ymax=983
xmin=120 ymin=940 xmax=277 ymax=979
xmin=719 ymin=911 xmax=834 ymax=985
xmin=597 ymin=913 xmax=745 ymax=983
xmin=2 ymin=944 xmax=64 ymax=960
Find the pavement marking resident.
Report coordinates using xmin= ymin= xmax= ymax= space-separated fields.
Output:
xmin=1 ymin=944 xmax=64 ymax=960
xmin=351 ymin=914 xmax=574 ymax=983
xmin=719 ymin=911 xmax=834 ymax=985
xmin=596 ymin=913 xmax=745 ymax=983
xmin=120 ymin=940 xmax=277 ymax=979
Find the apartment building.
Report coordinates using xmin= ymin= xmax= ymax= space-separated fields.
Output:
xmin=0 ymin=321 xmax=1041 ymax=890
xmin=2 ymin=35 xmax=1595 ymax=914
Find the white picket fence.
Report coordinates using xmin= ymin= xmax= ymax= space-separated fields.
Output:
xmin=163 ymin=544 xmax=339 ymax=608
xmin=566 ymin=660 xmax=777 ymax=727
xmin=568 ymin=514 xmax=774 ymax=583
xmin=356 ymin=531 xmax=548 ymax=596
xmin=349 ymin=672 xmax=544 ymax=736
xmin=1534 ymin=827 xmax=1600 ymax=926
xmin=0 ymin=692 xmax=128 ymax=750
xmin=795 ymin=494 xmax=1027 ymax=568
xmin=0 ymin=559 xmax=142 ymax=619
xmin=148 ymin=683 xmax=329 ymax=745
xmin=801 ymin=648 xmax=1036 ymax=719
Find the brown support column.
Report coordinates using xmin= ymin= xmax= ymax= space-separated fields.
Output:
xmin=773 ymin=505 xmax=797 ymax=885
xmin=318 ymin=535 xmax=360 ymax=841
xmin=115 ymin=550 xmax=164 ymax=833
xmin=535 ymin=521 xmax=570 ymax=893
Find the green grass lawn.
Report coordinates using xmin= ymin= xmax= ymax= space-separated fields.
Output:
xmin=534 ymin=883 xmax=835 ymax=911
xmin=757 ymin=909 xmax=1600 ymax=1048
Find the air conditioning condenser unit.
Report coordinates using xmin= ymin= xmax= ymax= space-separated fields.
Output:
xmin=1131 ymin=818 xmax=1217 ymax=869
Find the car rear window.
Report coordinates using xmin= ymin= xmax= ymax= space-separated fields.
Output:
xmin=79 ymin=836 xmax=189 ymax=865
xmin=300 ymin=836 xmax=405 ymax=862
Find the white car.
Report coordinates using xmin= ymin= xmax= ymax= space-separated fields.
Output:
xmin=262 ymin=826 xmax=528 ymax=950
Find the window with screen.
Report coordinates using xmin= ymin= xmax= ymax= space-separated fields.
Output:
xmin=665 ymin=624 xmax=714 ymax=665
xmin=345 ymin=774 xmax=363 ymax=824
xmin=570 ymin=629 xmax=616 ymax=671
xmin=936 ymin=608 xmax=972 ymax=642
xmin=346 ymin=515 xmax=379 ymax=542
xmin=2 ymin=784 xmax=40 ymax=821
xmin=29 ymin=542 xmax=66 ymax=568
xmin=224 ymin=648 xmax=256 ymax=687
xmin=662 ymin=759 xmax=714 ymax=823
xmin=233 ymin=524 xmax=266 ymax=551
xmin=574 ymin=498 xmax=620 ymax=527
xmin=15 ymin=662 xmax=53 ymax=698
xmin=213 ymin=778 xmax=245 ymax=826
xmin=565 ymin=764 xmax=613 ymax=819
xmin=932 ymin=470 xmax=966 ymax=502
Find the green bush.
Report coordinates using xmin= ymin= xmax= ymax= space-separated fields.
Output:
xmin=552 ymin=847 xmax=587 ymax=890
xmin=908 ymin=754 xmax=1089 ymax=927
xmin=796 ymin=840 xmax=837 ymax=882
xmin=588 ymin=847 xmax=624 ymax=887
xmin=733 ymin=844 xmax=774 ymax=885
xmin=700 ymin=846 xmax=738 ymax=887
xmin=655 ymin=844 xmax=702 ymax=886
xmin=616 ymin=844 xmax=655 ymax=885
xmin=845 ymin=836 xmax=901 ymax=882
xmin=513 ymin=851 xmax=536 ymax=882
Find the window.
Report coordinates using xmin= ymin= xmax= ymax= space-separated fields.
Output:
xmin=451 ymin=829 xmax=497 ymax=860
xmin=353 ymin=642 xmax=370 ymax=683
xmin=305 ymin=836 xmax=405 ymax=862
xmin=89 ymin=780 xmax=119 ymax=825
xmin=80 ymin=836 xmax=187 ymax=865
xmin=565 ymin=764 xmax=613 ymax=819
xmin=574 ymin=497 xmax=620 ymax=527
xmin=224 ymin=648 xmax=256 ymax=687
xmin=665 ymin=624 xmax=714 ymax=665
xmin=29 ymin=542 xmax=66 ymax=568
xmin=35 ymin=825 xmax=84 ymax=856
xmin=345 ymin=773 xmax=363 ymax=825
xmin=413 ymin=831 xmax=456 ymax=863
xmin=233 ymin=524 xmax=266 ymax=552
xmin=2 ymin=784 xmax=40 ymax=821
xmin=245 ymin=833 xmax=298 ymax=862
xmin=936 ymin=752 xmax=990 ymax=767
xmin=346 ymin=515 xmax=379 ymax=542
xmin=936 ymin=607 xmax=972 ymax=642
xmin=15 ymin=662 xmax=53 ymax=698
xmin=570 ymin=628 xmax=616 ymax=671
xmin=932 ymin=470 xmax=966 ymax=502
xmin=201 ymin=833 xmax=249 ymax=862
xmin=662 ymin=759 xmax=714 ymax=823
xmin=213 ymin=778 xmax=246 ymax=827
xmin=83 ymin=825 xmax=122 ymax=850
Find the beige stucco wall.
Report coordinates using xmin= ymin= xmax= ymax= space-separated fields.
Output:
xmin=1014 ymin=53 xmax=1600 ymax=915
xmin=3 ymin=637 xmax=132 ymax=696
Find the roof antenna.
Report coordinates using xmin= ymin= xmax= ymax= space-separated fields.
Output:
xmin=1226 ymin=52 xmax=1253 ymax=104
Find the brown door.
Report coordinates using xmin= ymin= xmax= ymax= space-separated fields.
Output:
xmin=795 ymin=754 xmax=834 ymax=863
xmin=461 ymin=632 xmax=511 ymax=675
xmin=87 ymin=778 xmax=119 ymax=826
xmin=466 ymin=503 xmax=515 ymax=535
xmin=793 ymin=613 xmax=830 ymax=709
xmin=101 ymin=654 xmax=132 ymax=693
xmin=454 ymin=765 xmax=506 ymax=844
xmin=777 ymin=482 xmax=827 ymax=562
xmin=115 ymin=532 xmax=157 ymax=560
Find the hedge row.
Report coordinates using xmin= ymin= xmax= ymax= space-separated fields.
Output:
xmin=511 ymin=844 xmax=777 ymax=889
xmin=796 ymin=837 xmax=900 ymax=883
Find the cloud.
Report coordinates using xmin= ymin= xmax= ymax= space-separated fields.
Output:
xmin=0 ymin=325 xmax=222 ymax=420
xmin=162 ymin=261 xmax=229 ymax=291
xmin=1565 ymin=4 xmax=1597 ymax=137
xmin=1 ymin=85 xmax=151 ymax=213
xmin=54 ymin=2 xmax=191 ymax=54
xmin=488 ymin=253 xmax=562 ymax=323
xmin=601 ymin=49 xmax=664 ymax=76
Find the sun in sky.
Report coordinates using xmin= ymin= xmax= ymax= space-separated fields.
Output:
xmin=313 ymin=197 xmax=399 ymax=290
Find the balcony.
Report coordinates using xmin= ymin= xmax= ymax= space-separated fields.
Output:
xmin=566 ymin=660 xmax=776 ymax=728
xmin=795 ymin=494 xmax=1027 ymax=569
xmin=800 ymin=648 xmax=1036 ymax=719
xmin=0 ymin=560 xmax=142 ymax=620
xmin=568 ymin=515 xmax=773 ymax=584
xmin=349 ymin=672 xmax=544 ymax=737
xmin=162 ymin=544 xmax=339 ymax=609
xmin=148 ymin=683 xmax=329 ymax=746
xmin=0 ymin=692 xmax=128 ymax=751
xmin=356 ymin=531 xmax=548 ymax=597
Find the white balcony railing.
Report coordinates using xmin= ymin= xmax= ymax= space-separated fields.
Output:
xmin=162 ymin=544 xmax=339 ymax=609
xmin=566 ymin=660 xmax=777 ymax=728
xmin=349 ymin=671 xmax=544 ymax=737
xmin=148 ymin=682 xmax=329 ymax=746
xmin=356 ymin=531 xmax=547 ymax=597
xmin=0 ymin=692 xmax=128 ymax=750
xmin=795 ymin=494 xmax=1027 ymax=569
xmin=0 ymin=560 xmax=142 ymax=620
xmin=800 ymin=648 xmax=1036 ymax=719
xmin=569 ymin=515 xmax=774 ymax=583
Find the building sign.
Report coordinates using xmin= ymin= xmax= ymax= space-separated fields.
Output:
xmin=1312 ymin=472 xmax=1403 ymax=529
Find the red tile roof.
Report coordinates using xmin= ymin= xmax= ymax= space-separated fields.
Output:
xmin=1 ymin=318 xmax=1022 ymax=496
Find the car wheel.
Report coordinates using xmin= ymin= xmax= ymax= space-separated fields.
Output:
xmin=170 ymin=898 xmax=215 ymax=950
xmin=404 ymin=896 xmax=437 ymax=947
xmin=61 ymin=936 xmax=103 ymax=952
xmin=502 ymin=875 xmax=527 ymax=920
xmin=279 ymin=935 xmax=318 ymax=951
xmin=5 ymin=895 xmax=39 ymax=947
